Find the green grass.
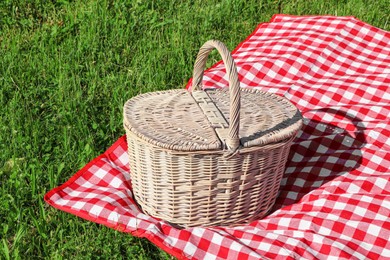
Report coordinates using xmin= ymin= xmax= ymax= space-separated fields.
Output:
xmin=0 ymin=0 xmax=388 ymax=259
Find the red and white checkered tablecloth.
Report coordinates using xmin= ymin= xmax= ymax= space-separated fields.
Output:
xmin=45 ymin=15 xmax=390 ymax=259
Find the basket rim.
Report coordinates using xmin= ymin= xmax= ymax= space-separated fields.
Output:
xmin=123 ymin=88 xmax=303 ymax=153
xmin=125 ymin=115 xmax=300 ymax=156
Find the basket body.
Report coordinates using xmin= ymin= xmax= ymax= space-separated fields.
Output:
xmin=123 ymin=40 xmax=302 ymax=227
xmin=126 ymin=130 xmax=295 ymax=227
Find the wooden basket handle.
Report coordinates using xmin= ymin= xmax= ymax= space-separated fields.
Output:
xmin=191 ymin=40 xmax=241 ymax=151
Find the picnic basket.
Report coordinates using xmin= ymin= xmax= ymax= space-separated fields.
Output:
xmin=123 ymin=40 xmax=303 ymax=227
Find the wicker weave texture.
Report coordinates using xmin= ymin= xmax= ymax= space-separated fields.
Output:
xmin=123 ymin=90 xmax=222 ymax=151
xmin=123 ymin=88 xmax=302 ymax=152
xmin=123 ymin=40 xmax=302 ymax=227
xmin=205 ymin=88 xmax=302 ymax=147
xmin=126 ymin=130 xmax=295 ymax=227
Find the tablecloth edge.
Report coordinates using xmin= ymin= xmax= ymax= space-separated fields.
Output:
xmin=43 ymin=135 xmax=191 ymax=260
xmin=43 ymin=135 xmax=128 ymax=204
xmin=185 ymin=15 xmax=277 ymax=90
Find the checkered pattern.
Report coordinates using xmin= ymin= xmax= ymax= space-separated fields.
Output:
xmin=187 ymin=15 xmax=356 ymax=96
xmin=45 ymin=15 xmax=390 ymax=259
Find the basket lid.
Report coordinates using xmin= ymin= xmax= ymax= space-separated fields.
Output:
xmin=124 ymin=89 xmax=223 ymax=151
xmin=123 ymin=40 xmax=302 ymax=153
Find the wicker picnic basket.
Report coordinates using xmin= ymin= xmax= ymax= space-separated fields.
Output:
xmin=123 ymin=40 xmax=303 ymax=227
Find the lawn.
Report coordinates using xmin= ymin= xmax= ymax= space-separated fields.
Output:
xmin=0 ymin=0 xmax=389 ymax=259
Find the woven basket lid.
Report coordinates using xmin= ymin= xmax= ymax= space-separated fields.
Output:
xmin=123 ymin=40 xmax=302 ymax=153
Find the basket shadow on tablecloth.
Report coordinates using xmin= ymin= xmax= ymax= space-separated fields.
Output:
xmin=125 ymin=107 xmax=366 ymax=222
xmin=271 ymin=108 xmax=366 ymax=211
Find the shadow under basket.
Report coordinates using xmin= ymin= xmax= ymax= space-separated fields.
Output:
xmin=123 ymin=40 xmax=303 ymax=227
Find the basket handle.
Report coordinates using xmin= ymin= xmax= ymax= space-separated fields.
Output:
xmin=191 ymin=40 xmax=241 ymax=151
